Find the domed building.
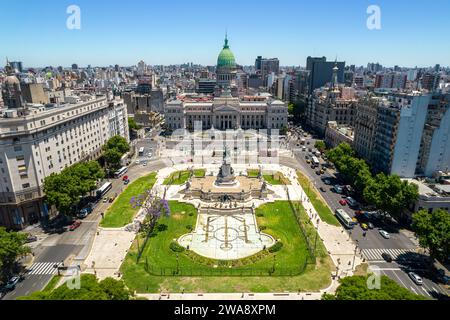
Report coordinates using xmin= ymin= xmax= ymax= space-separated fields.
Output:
xmin=215 ymin=34 xmax=238 ymax=97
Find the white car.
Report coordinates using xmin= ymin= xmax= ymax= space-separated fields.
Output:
xmin=135 ymin=160 xmax=140 ymax=165
xmin=408 ymin=272 xmax=423 ymax=285
xmin=379 ymin=230 xmax=390 ymax=239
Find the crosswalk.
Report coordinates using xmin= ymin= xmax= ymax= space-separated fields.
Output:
xmin=362 ymin=248 xmax=418 ymax=261
xmin=26 ymin=262 xmax=63 ymax=275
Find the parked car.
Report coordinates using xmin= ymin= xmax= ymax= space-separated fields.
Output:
xmin=323 ymin=179 xmax=331 ymax=185
xmin=4 ymin=276 xmax=21 ymax=291
xmin=124 ymin=179 xmax=130 ymax=185
xmin=382 ymin=252 xmax=393 ymax=263
xmin=315 ymin=170 xmax=321 ymax=175
xmin=367 ymin=222 xmax=375 ymax=229
xmin=346 ymin=197 xmax=358 ymax=207
xmin=135 ymin=160 xmax=140 ymax=165
xmin=333 ymin=185 xmax=343 ymax=194
xmin=25 ymin=234 xmax=38 ymax=243
xmin=339 ymin=199 xmax=347 ymax=206
xmin=122 ymin=175 xmax=129 ymax=181
xmin=319 ymin=186 xmax=326 ymax=193
xmin=408 ymin=272 xmax=423 ymax=285
xmin=103 ymin=197 xmax=108 ymax=203
xmin=69 ymin=220 xmax=82 ymax=231
xmin=379 ymin=230 xmax=390 ymax=239
xmin=306 ymin=159 xmax=311 ymax=164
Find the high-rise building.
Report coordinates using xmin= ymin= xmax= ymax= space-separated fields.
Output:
xmin=306 ymin=56 xmax=345 ymax=94
xmin=354 ymin=92 xmax=445 ymax=178
xmin=21 ymin=83 xmax=49 ymax=105
xmin=10 ymin=61 xmax=23 ymax=73
xmin=374 ymin=73 xmax=407 ymax=89
xmin=71 ymin=63 xmax=78 ymax=70
xmin=421 ymin=73 xmax=440 ymax=92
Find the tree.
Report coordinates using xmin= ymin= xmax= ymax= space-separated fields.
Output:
xmin=103 ymin=148 xmax=123 ymax=170
xmin=99 ymin=277 xmax=132 ymax=300
xmin=363 ymin=173 xmax=418 ymax=221
xmin=326 ymin=143 xmax=355 ymax=165
xmin=18 ymin=274 xmax=132 ymax=300
xmin=322 ymin=275 xmax=426 ymax=300
xmin=103 ymin=135 xmax=130 ymax=155
xmin=43 ymin=161 xmax=105 ymax=215
xmin=412 ymin=209 xmax=450 ymax=261
xmin=314 ymin=140 xmax=326 ymax=153
xmin=102 ymin=136 xmax=130 ymax=170
xmin=128 ymin=117 xmax=141 ymax=131
xmin=0 ymin=228 xmax=30 ymax=281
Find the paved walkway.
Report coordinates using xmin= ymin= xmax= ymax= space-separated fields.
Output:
xmin=81 ymin=158 xmax=363 ymax=298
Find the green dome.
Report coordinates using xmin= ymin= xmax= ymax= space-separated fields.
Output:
xmin=217 ymin=36 xmax=236 ymax=68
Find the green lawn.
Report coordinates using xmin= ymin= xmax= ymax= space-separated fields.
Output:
xmin=120 ymin=201 xmax=332 ymax=293
xmin=42 ymin=275 xmax=62 ymax=292
xmin=247 ymin=169 xmax=290 ymax=185
xmin=163 ymin=169 xmax=206 ymax=185
xmin=100 ymin=173 xmax=157 ymax=228
xmin=296 ymin=171 xmax=340 ymax=226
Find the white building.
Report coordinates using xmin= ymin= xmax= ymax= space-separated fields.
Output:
xmin=164 ymin=91 xmax=288 ymax=131
xmin=0 ymin=94 xmax=129 ymax=229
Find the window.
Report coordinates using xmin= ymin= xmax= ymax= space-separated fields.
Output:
xmin=16 ymin=155 xmax=25 ymax=161
xmin=22 ymin=183 xmax=30 ymax=189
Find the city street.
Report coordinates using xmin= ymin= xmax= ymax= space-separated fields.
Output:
xmin=285 ymin=127 xmax=449 ymax=298
xmin=2 ymin=154 xmax=167 ymax=300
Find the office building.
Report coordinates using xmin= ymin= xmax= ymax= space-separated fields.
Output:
xmin=0 ymin=94 xmax=129 ymax=229
xmin=306 ymin=56 xmax=345 ymax=94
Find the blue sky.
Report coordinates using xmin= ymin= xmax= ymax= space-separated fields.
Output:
xmin=1 ymin=0 xmax=449 ymax=68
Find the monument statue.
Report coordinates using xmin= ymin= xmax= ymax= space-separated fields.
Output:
xmin=216 ymin=144 xmax=237 ymax=186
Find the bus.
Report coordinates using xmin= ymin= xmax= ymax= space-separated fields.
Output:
xmin=96 ymin=182 xmax=112 ymax=200
xmin=311 ymin=156 xmax=320 ymax=166
xmin=114 ymin=166 xmax=128 ymax=178
xmin=335 ymin=209 xmax=355 ymax=229
xmin=138 ymin=147 xmax=145 ymax=156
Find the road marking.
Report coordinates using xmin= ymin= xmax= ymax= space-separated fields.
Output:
xmin=27 ymin=262 xmax=63 ymax=275
xmin=421 ymin=287 xmax=431 ymax=297
xmin=389 ymin=269 xmax=409 ymax=289
xmin=362 ymin=248 xmax=417 ymax=261
xmin=410 ymin=286 xmax=418 ymax=294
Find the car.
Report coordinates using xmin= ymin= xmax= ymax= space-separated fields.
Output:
xmin=122 ymin=175 xmax=129 ymax=181
xmin=346 ymin=197 xmax=358 ymax=207
xmin=339 ymin=199 xmax=347 ymax=206
xmin=379 ymin=230 xmax=390 ymax=239
xmin=103 ymin=197 xmax=108 ymax=203
xmin=408 ymin=272 xmax=423 ymax=285
xmin=124 ymin=179 xmax=130 ymax=185
xmin=360 ymin=223 xmax=369 ymax=231
xmin=367 ymin=222 xmax=375 ymax=229
xmin=306 ymin=141 xmax=310 ymax=145
xmin=320 ymin=169 xmax=325 ymax=174
xmin=4 ymin=276 xmax=21 ymax=290
xmin=319 ymin=186 xmax=326 ymax=192
xmin=323 ymin=179 xmax=331 ymax=185
xmin=142 ymin=162 xmax=147 ymax=166
xmin=381 ymin=252 xmax=393 ymax=263
xmin=333 ymin=185 xmax=343 ymax=193
xmin=315 ymin=170 xmax=321 ymax=175
xmin=25 ymin=234 xmax=38 ymax=243
xmin=306 ymin=159 xmax=311 ymax=164
xmin=69 ymin=220 xmax=82 ymax=231
xmin=135 ymin=160 xmax=140 ymax=165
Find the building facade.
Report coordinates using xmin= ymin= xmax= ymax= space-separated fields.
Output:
xmin=0 ymin=94 xmax=129 ymax=229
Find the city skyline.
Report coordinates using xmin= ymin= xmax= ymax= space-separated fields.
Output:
xmin=1 ymin=0 xmax=450 ymax=68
